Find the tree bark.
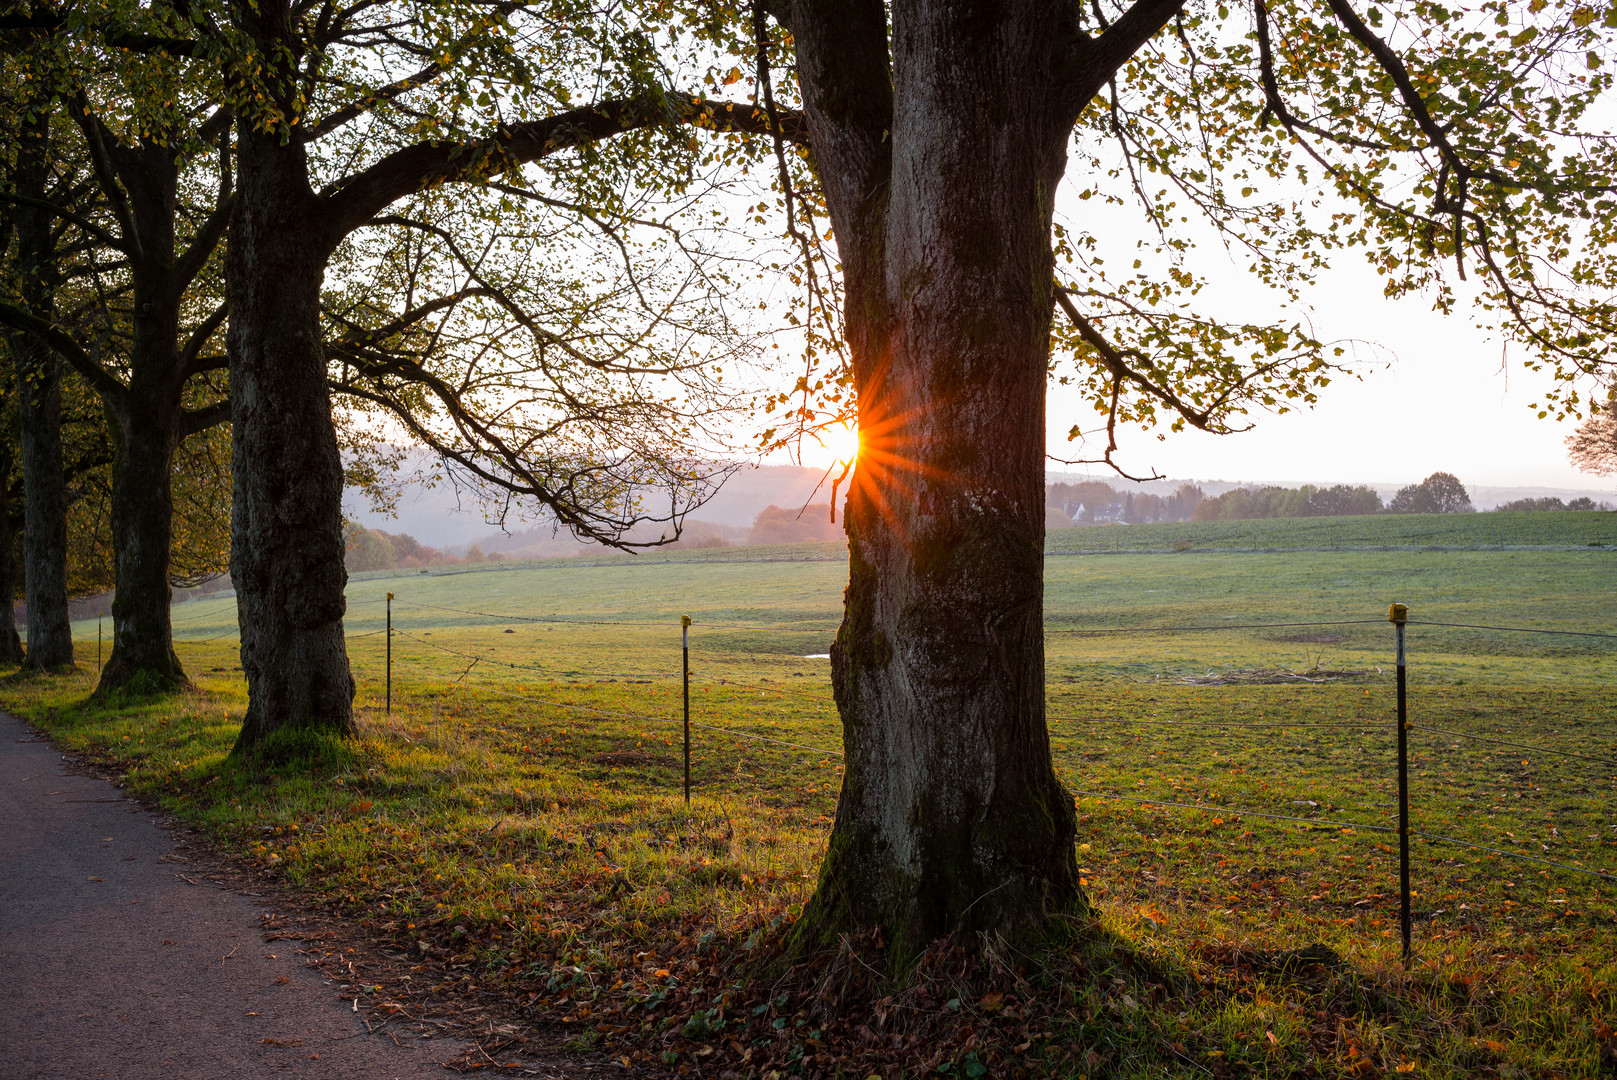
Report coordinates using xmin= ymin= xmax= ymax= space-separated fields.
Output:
xmin=85 ymin=135 xmax=210 ymax=695
xmin=226 ymin=119 xmax=354 ymax=750
xmin=787 ymin=0 xmax=1088 ymax=962
xmin=11 ymin=108 xmax=74 ymax=671
xmin=96 ymin=386 xmax=185 ymax=692
xmin=0 ymin=447 xmax=24 ymax=667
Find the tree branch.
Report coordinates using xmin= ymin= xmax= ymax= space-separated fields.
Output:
xmin=179 ymin=399 xmax=231 ymax=438
xmin=0 ymin=302 xmax=127 ymax=402
xmin=1073 ymin=0 xmax=1189 ymax=105
xmin=299 ymin=60 xmax=447 ymax=142
xmin=320 ymin=94 xmax=807 ymax=247
xmin=180 ymin=303 xmax=230 ymax=377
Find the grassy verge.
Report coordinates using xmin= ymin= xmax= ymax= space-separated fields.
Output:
xmin=27 ymin=539 xmax=1617 ymax=1078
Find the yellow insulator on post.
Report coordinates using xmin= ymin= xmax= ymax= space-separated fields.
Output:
xmin=1388 ymin=603 xmax=1408 ymax=623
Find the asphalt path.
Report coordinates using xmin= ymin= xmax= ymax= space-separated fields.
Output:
xmin=0 ymin=709 xmax=467 ymax=1079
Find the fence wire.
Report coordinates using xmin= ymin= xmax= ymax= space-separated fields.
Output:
xmin=155 ymin=595 xmax=1614 ymax=899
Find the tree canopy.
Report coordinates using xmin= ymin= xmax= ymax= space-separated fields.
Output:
xmin=1389 ymin=471 xmax=1475 ymax=513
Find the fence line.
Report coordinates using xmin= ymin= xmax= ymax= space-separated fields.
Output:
xmin=392 ymin=598 xmax=671 ymax=628
xmin=392 ymin=629 xmax=680 ymax=682
xmin=1409 ymin=830 xmax=1617 ymax=883
xmin=393 ymin=626 xmax=834 ymax=703
xmin=687 ymin=721 xmax=842 ymax=759
xmin=688 ymin=670 xmax=838 ymax=707
xmin=1072 ymin=789 xmax=1396 ymax=834
xmin=1050 ymin=715 xmax=1389 ymax=731
xmin=388 ymin=657 xmax=844 ymax=760
xmin=1060 ymin=715 xmax=1617 ymax=769
xmin=1418 ymin=725 xmax=1617 ymax=769
xmin=1046 ymin=618 xmax=1387 ymax=636
xmin=1407 ymin=619 xmax=1617 ymax=641
xmin=185 ymin=594 xmax=1612 ymax=928
xmin=1076 ymin=789 xmax=1616 ymax=884
xmin=393 ymin=597 xmax=841 ymax=635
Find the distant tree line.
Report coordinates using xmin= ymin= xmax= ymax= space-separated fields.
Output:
xmin=1495 ymin=496 xmax=1612 ymax=512
xmin=341 ymin=525 xmax=497 ymax=572
xmin=1048 ymin=472 xmax=1549 ymax=525
xmin=1192 ymin=483 xmax=1386 ymax=521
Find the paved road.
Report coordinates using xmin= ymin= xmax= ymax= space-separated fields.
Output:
xmin=0 ymin=710 xmax=465 ymax=1079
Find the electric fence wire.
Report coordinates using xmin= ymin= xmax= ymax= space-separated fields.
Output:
xmin=386 ymin=657 xmax=845 ymax=760
xmin=1050 ymin=715 xmax=1392 ymax=731
xmin=1407 ymin=619 xmax=1617 ymax=641
xmin=390 ymin=599 xmax=671 ymax=628
xmin=1045 ymin=618 xmax=1388 ymax=636
xmin=1418 ymin=726 xmax=1617 ymax=769
xmin=175 ymin=630 xmax=240 ymax=642
xmin=392 ymin=629 xmax=677 ymax=681
xmin=692 ymin=622 xmax=837 ymax=634
xmin=1073 ymin=790 xmax=1616 ymax=885
xmin=1409 ymin=830 xmax=1617 ymax=883
xmin=169 ymin=604 xmax=233 ymax=624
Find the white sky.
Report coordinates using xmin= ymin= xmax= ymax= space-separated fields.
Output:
xmin=1045 ymin=259 xmax=1603 ymax=492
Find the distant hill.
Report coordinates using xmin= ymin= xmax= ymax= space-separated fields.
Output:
xmin=346 ymin=454 xmax=1614 ymax=553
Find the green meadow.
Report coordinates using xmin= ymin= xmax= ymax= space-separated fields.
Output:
xmin=26 ymin=512 xmax=1617 ymax=1078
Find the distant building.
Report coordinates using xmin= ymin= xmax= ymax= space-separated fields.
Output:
xmin=1070 ymin=501 xmax=1127 ymax=525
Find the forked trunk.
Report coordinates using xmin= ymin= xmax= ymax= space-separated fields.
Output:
xmin=226 ymin=124 xmax=354 ymax=749
xmin=789 ymin=0 xmax=1085 ymax=961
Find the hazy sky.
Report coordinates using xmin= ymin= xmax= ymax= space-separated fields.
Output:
xmin=789 ymin=253 xmax=1606 ymax=494
xmin=1046 ymin=258 xmax=1602 ymax=491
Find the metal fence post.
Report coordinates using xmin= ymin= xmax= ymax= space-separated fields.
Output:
xmin=1389 ymin=602 xmax=1412 ymax=966
xmin=682 ymin=615 xmax=692 ymax=805
xmin=386 ymin=592 xmax=394 ymax=714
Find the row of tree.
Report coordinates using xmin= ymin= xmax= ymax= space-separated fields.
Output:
xmin=0 ymin=0 xmax=772 ymax=727
xmin=1189 ymin=473 xmax=1477 ymax=521
xmin=1187 ymin=473 xmax=1478 ymax=521
xmin=6 ymin=0 xmax=1617 ymax=965
xmin=1495 ymin=496 xmax=1612 ymax=512
xmin=1190 ymin=482 xmax=1386 ymax=521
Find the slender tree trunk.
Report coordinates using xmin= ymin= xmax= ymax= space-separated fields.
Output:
xmin=13 ymin=338 xmax=73 ymax=669
xmin=789 ymin=0 xmax=1084 ymax=962
xmin=11 ymin=109 xmax=73 ymax=671
xmin=96 ymin=386 xmax=185 ymax=692
xmin=226 ymin=121 xmax=354 ymax=749
xmin=0 ymin=460 xmax=24 ymax=666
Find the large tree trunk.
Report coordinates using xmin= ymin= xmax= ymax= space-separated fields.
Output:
xmin=788 ymin=0 xmax=1085 ymax=962
xmin=96 ymin=387 xmax=185 ymax=692
xmin=226 ymin=121 xmax=354 ymax=750
xmin=93 ymin=141 xmax=191 ymax=696
xmin=11 ymin=109 xmax=74 ymax=672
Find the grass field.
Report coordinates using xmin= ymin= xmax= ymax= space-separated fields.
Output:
xmin=27 ymin=512 xmax=1617 ymax=1078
